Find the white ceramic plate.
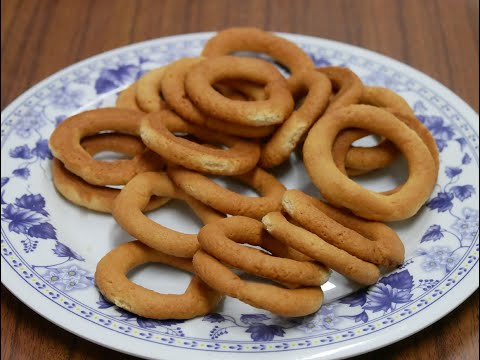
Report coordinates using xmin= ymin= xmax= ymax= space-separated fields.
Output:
xmin=1 ymin=32 xmax=479 ymax=360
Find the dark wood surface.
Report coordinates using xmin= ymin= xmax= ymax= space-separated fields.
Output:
xmin=1 ymin=0 xmax=478 ymax=359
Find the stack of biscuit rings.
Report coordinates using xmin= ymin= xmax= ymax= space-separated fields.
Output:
xmin=113 ymin=171 xmax=224 ymax=258
xmin=52 ymin=133 xmax=168 ymax=213
xmin=46 ymin=27 xmax=442 ymax=321
xmin=334 ymin=86 xmax=417 ymax=175
xmin=193 ymin=216 xmax=327 ymax=317
xmin=185 ymin=56 xmax=294 ymax=126
xmin=161 ymin=57 xmax=276 ymax=138
xmin=303 ymin=104 xmax=438 ymax=221
xmin=49 ymin=108 xmax=164 ymax=185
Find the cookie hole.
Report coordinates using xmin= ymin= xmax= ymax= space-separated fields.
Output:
xmin=232 ymin=51 xmax=290 ymax=76
xmin=127 ymin=263 xmax=192 ymax=295
xmin=146 ymin=199 xmax=203 ymax=234
xmin=353 ymin=155 xmax=409 ymax=193
xmin=351 ymin=135 xmax=382 ymax=147
xmin=209 ymin=175 xmax=260 ymax=197
xmin=92 ymin=150 xmax=133 ymax=161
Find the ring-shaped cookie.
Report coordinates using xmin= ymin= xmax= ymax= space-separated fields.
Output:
xmin=140 ymin=110 xmax=261 ymax=175
xmin=281 ymin=190 xmax=405 ymax=267
xmin=262 ymin=212 xmax=381 ymax=285
xmin=135 ymin=66 xmax=168 ymax=112
xmin=198 ymin=216 xmax=330 ymax=286
xmin=168 ymin=166 xmax=286 ymax=219
xmin=52 ymin=133 xmax=168 ymax=213
xmin=303 ymin=105 xmax=437 ymax=221
xmin=161 ymin=57 xmax=276 ymax=138
xmin=339 ymin=86 xmax=417 ymax=173
xmin=116 ymin=83 xmax=144 ymax=112
xmin=333 ymin=110 xmax=440 ymax=191
xmin=95 ymin=241 xmax=223 ymax=319
xmin=185 ymin=56 xmax=294 ymax=126
xmin=316 ymin=66 xmax=363 ymax=113
xmin=49 ymin=108 xmax=163 ymax=186
xmin=201 ymin=27 xmax=315 ymax=74
xmin=113 ymin=172 xmax=224 ymax=258
xmin=260 ymin=70 xmax=332 ymax=168
xmin=193 ymin=249 xmax=324 ymax=317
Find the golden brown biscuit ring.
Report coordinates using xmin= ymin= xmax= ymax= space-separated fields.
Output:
xmin=167 ymin=166 xmax=286 ymax=219
xmin=52 ymin=133 xmax=168 ymax=213
xmin=260 ymin=70 xmax=332 ymax=168
xmin=282 ymin=190 xmax=405 ymax=267
xmin=303 ymin=105 xmax=438 ymax=221
xmin=198 ymin=216 xmax=330 ymax=286
xmin=262 ymin=212 xmax=381 ymax=285
xmin=49 ymin=108 xmax=164 ymax=186
xmin=201 ymin=27 xmax=315 ymax=74
xmin=135 ymin=66 xmax=168 ymax=112
xmin=116 ymin=83 xmax=144 ymax=112
xmin=161 ymin=57 xmax=276 ymax=138
xmin=185 ymin=56 xmax=294 ymax=126
xmin=140 ymin=110 xmax=261 ymax=175
xmin=113 ymin=172 xmax=224 ymax=258
xmin=333 ymin=110 xmax=440 ymax=189
xmin=339 ymin=86 xmax=417 ymax=173
xmin=316 ymin=66 xmax=363 ymax=113
xmin=95 ymin=241 xmax=222 ymax=319
xmin=193 ymin=249 xmax=324 ymax=317
xmin=220 ymin=79 xmax=267 ymax=101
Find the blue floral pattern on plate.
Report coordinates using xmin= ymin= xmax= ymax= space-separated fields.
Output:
xmin=1 ymin=33 xmax=478 ymax=358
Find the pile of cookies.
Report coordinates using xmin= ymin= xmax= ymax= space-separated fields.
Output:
xmin=48 ymin=27 xmax=439 ymax=319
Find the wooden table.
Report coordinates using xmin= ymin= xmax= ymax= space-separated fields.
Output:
xmin=1 ymin=0 xmax=478 ymax=359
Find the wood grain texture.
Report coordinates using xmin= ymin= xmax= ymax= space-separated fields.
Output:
xmin=1 ymin=0 xmax=478 ymax=359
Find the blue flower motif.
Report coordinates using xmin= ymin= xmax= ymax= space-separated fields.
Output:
xmin=421 ymin=224 xmax=444 ymax=242
xmin=96 ymin=294 xmax=114 ymax=309
xmin=61 ymin=277 xmax=89 ymax=291
xmin=445 ymin=167 xmax=462 ymax=178
xmin=115 ymin=307 xmax=136 ymax=319
xmin=417 ymin=115 xmax=455 ymax=151
xmin=418 ymin=246 xmax=452 ymax=272
xmin=311 ymin=55 xmax=332 ymax=67
xmin=52 ymin=242 xmax=84 ymax=261
xmin=27 ymin=222 xmax=57 ymax=239
xmin=12 ymin=167 xmax=30 ymax=179
xmin=50 ymin=86 xmax=86 ymax=109
xmin=60 ymin=266 xmax=86 ymax=280
xmin=203 ymin=313 xmax=226 ymax=323
xmin=364 ymin=283 xmax=413 ymax=313
xmin=15 ymin=194 xmax=48 ymax=216
xmin=451 ymin=185 xmax=475 ymax=201
xmin=342 ymin=310 xmax=369 ymax=324
xmin=426 ymin=192 xmax=454 ymax=212
xmin=9 ymin=145 xmax=33 ymax=159
xmin=297 ymin=319 xmax=324 ymax=333
xmin=31 ymin=139 xmax=53 ymax=160
xmin=452 ymin=208 xmax=479 ymax=244
xmin=240 ymin=314 xmax=270 ymax=325
xmin=339 ymin=290 xmax=367 ymax=307
xmin=14 ymin=109 xmax=46 ymax=138
xmin=379 ymin=270 xmax=414 ymax=290
xmin=462 ymin=153 xmax=472 ymax=165
xmin=1 ymin=204 xmax=43 ymax=234
xmin=46 ymin=270 xmax=62 ymax=284
xmin=95 ymin=64 xmax=140 ymax=94
xmin=456 ymin=138 xmax=468 ymax=151
xmin=245 ymin=323 xmax=285 ymax=341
